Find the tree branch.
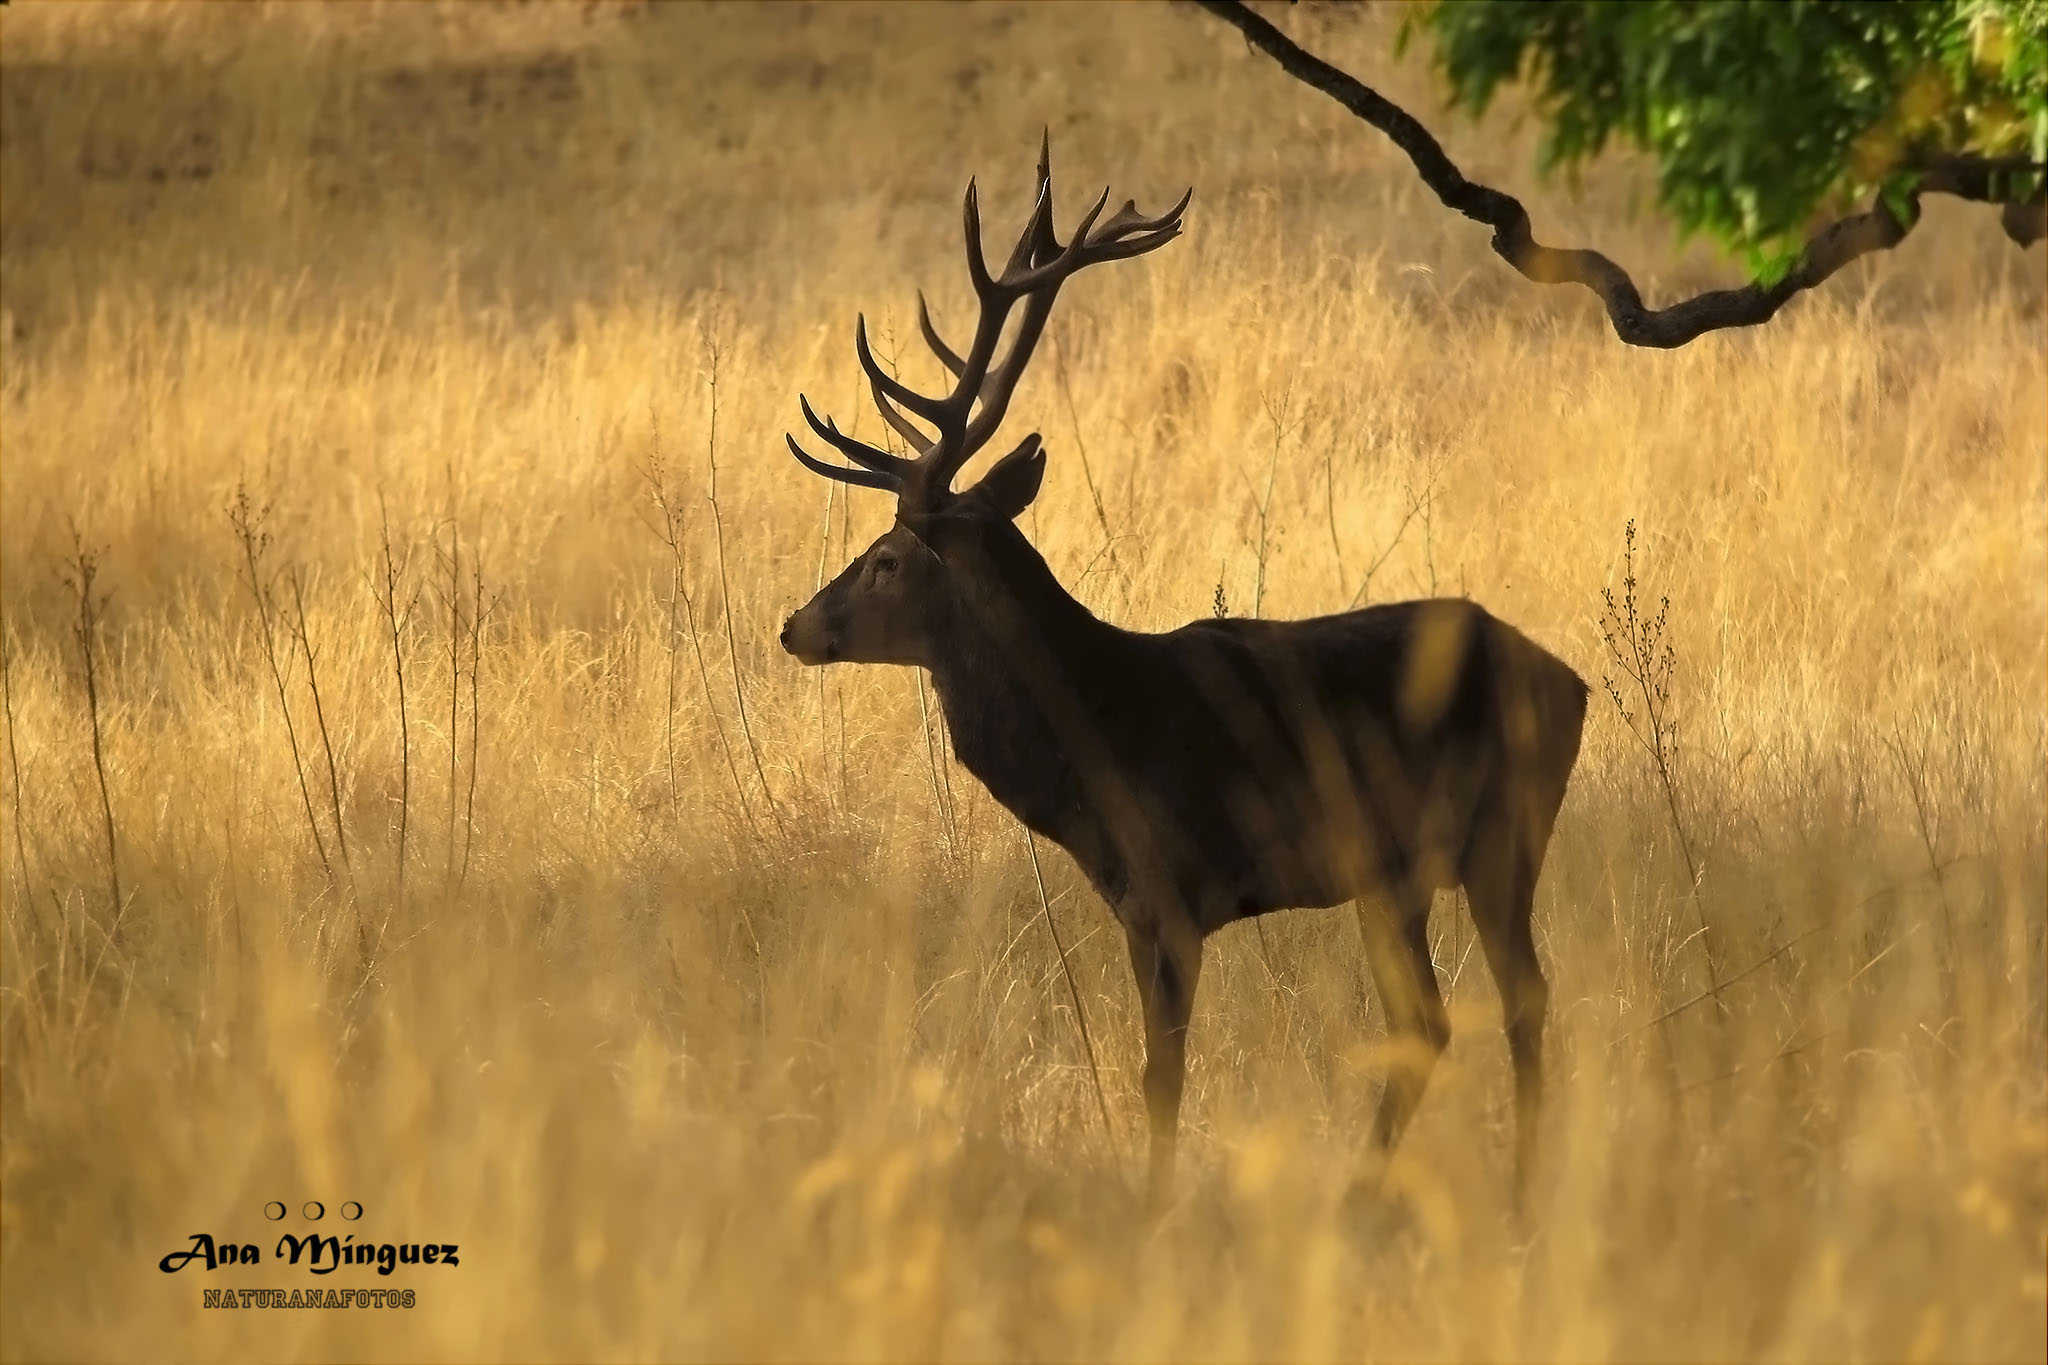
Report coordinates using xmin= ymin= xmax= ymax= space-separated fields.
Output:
xmin=1193 ymin=0 xmax=2045 ymax=349
xmin=1916 ymin=154 xmax=2048 ymax=246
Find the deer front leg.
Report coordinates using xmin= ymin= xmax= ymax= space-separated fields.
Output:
xmin=1125 ymin=916 xmax=1202 ymax=1215
xmin=1351 ymin=884 xmax=1449 ymax=1201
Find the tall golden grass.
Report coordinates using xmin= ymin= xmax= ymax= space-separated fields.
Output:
xmin=1 ymin=3 xmax=2043 ymax=1360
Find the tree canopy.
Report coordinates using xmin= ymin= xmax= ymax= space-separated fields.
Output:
xmin=1196 ymin=0 xmax=2047 ymax=347
xmin=1410 ymin=0 xmax=2047 ymax=282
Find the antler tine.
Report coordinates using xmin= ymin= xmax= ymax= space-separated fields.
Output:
xmin=1006 ymin=186 xmax=1112 ymax=294
xmin=854 ymin=314 xmax=952 ymax=427
xmin=1087 ymin=187 xmax=1195 ymax=246
xmin=1068 ymin=185 xmax=1114 ymax=247
xmin=961 ymin=179 xmax=996 ymax=301
xmin=915 ymin=292 xmax=966 ymax=378
xmin=868 ymin=373 xmax=936 ymax=454
xmin=1075 ymin=220 xmax=1185 ymax=265
xmin=785 ymin=432 xmax=901 ymax=493
xmin=799 ymin=393 xmax=917 ymax=481
xmin=1029 ymin=128 xmax=1059 ymax=266
xmin=999 ymin=182 xmax=1053 ymax=280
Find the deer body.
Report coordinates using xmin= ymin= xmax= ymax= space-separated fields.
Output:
xmin=916 ymin=516 xmax=1578 ymax=913
xmin=777 ymin=144 xmax=1586 ymax=1211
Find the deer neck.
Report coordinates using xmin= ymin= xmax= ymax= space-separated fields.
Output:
xmin=923 ymin=529 xmax=1121 ymax=846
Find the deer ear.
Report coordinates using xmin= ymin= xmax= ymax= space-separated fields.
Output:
xmin=966 ymin=433 xmax=1045 ymax=520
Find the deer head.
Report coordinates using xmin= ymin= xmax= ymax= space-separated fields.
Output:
xmin=778 ymin=140 xmax=1189 ymax=668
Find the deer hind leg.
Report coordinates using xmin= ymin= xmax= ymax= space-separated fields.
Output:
xmin=1124 ymin=916 xmax=1202 ymax=1215
xmin=1354 ymin=881 xmax=1449 ymax=1194
xmin=1465 ymin=835 xmax=1548 ymax=1209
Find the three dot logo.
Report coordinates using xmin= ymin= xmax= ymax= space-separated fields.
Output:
xmin=262 ymin=1200 xmax=365 ymax=1221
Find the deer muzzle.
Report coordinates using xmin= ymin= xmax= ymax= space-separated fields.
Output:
xmin=779 ymin=603 xmax=840 ymax=665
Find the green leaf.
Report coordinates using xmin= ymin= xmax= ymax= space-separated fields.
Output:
xmin=1414 ymin=0 xmax=2048 ymax=263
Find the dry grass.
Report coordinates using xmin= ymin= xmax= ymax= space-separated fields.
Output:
xmin=1 ymin=3 xmax=2044 ymax=1361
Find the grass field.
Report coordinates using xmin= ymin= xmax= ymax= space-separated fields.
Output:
xmin=2 ymin=3 xmax=2044 ymax=1360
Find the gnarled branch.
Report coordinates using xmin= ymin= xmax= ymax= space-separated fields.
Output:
xmin=1194 ymin=0 xmax=2045 ymax=349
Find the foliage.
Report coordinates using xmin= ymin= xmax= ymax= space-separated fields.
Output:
xmin=1408 ymin=0 xmax=2048 ymax=281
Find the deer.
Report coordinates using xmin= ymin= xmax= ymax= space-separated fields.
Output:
xmin=777 ymin=141 xmax=1589 ymax=1215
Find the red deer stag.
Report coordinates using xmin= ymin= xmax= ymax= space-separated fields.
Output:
xmin=778 ymin=143 xmax=1588 ymax=1212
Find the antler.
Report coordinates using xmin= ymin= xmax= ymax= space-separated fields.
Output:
xmin=787 ymin=136 xmax=1191 ymax=507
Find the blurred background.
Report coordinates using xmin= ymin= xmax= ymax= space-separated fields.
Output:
xmin=1 ymin=3 xmax=2043 ymax=1361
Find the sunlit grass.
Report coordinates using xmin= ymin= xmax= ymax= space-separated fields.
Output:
xmin=1 ymin=3 xmax=2043 ymax=1361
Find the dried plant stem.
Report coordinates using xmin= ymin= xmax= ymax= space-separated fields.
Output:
xmin=933 ymin=684 xmax=958 ymax=838
xmin=647 ymin=408 xmax=688 ymax=824
xmin=813 ymin=478 xmax=838 ymax=804
xmin=1 ymin=623 xmax=37 ymax=916
xmin=287 ymin=567 xmax=352 ymax=882
xmin=62 ymin=538 xmax=122 ymax=927
xmin=1420 ymin=476 xmax=1439 ymax=597
xmin=1024 ymin=826 xmax=1115 ymax=1152
xmin=1323 ymin=439 xmax=1347 ymax=593
xmin=459 ymin=560 xmax=496 ymax=894
xmin=0 ymin=883 xmax=49 ymax=1058
xmin=701 ymin=327 xmax=783 ymax=838
xmin=835 ymin=688 xmax=849 ymax=814
xmin=1614 ymin=854 xmax=1970 ymax=1045
xmin=1600 ymin=519 xmax=1721 ymax=1006
xmin=0 ymin=625 xmax=57 ymax=1058
xmin=915 ymin=670 xmax=958 ymax=858
xmin=1247 ymin=390 xmax=1294 ymax=617
xmin=442 ymin=518 xmax=464 ymax=885
xmin=229 ymin=489 xmax=333 ymax=884
xmin=372 ymin=501 xmax=416 ymax=892
xmin=661 ymin=574 xmax=684 ymax=820
xmin=1251 ymin=916 xmax=1278 ymax=984
xmin=1051 ymin=334 xmax=1129 ymax=608
xmin=1885 ymin=731 xmax=1959 ymax=951
xmin=1242 ymin=392 xmax=1283 ymax=985
xmin=1347 ymin=466 xmax=1435 ymax=609
xmin=689 ymin=579 xmax=754 ymax=837
xmin=812 ymin=474 xmax=840 ymax=591
xmin=647 ymin=439 xmax=758 ymax=841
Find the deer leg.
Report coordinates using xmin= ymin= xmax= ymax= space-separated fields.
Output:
xmin=1354 ymin=884 xmax=1449 ymax=1194
xmin=1125 ymin=917 xmax=1202 ymax=1214
xmin=1467 ymin=844 xmax=1548 ymax=1208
